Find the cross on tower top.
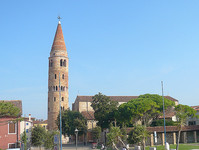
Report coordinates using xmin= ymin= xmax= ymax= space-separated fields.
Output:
xmin=57 ymin=16 xmax=62 ymax=24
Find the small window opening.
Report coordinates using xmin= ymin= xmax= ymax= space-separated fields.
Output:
xmin=60 ymin=59 xmax=63 ymax=66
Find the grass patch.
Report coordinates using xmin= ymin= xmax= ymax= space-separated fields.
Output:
xmin=146 ymin=143 xmax=199 ymax=150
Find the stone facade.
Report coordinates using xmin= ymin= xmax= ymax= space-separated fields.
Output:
xmin=48 ymin=21 xmax=69 ymax=130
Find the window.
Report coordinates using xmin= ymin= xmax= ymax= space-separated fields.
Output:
xmin=8 ymin=122 xmax=16 ymax=134
xmin=55 ymin=74 xmax=57 ymax=79
xmin=49 ymin=60 xmax=53 ymax=67
xmin=63 ymin=60 xmax=66 ymax=67
xmin=62 ymin=97 xmax=64 ymax=101
xmin=188 ymin=121 xmax=196 ymax=125
xmin=56 ymin=86 xmax=58 ymax=91
xmin=62 ymin=74 xmax=64 ymax=79
xmin=26 ymin=123 xmax=29 ymax=126
xmin=63 ymin=106 xmax=65 ymax=111
xmin=9 ymin=144 xmax=16 ymax=148
xmin=63 ymin=86 xmax=65 ymax=91
xmin=53 ymin=86 xmax=55 ymax=91
xmin=26 ymin=129 xmax=28 ymax=133
xmin=54 ymin=97 xmax=56 ymax=102
xmin=60 ymin=59 xmax=63 ymax=66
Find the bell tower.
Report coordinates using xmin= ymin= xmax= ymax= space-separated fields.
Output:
xmin=48 ymin=20 xmax=69 ymax=130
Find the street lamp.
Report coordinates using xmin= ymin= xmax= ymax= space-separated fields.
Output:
xmin=75 ymin=128 xmax=79 ymax=150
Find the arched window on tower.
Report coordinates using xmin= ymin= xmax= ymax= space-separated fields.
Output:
xmin=61 ymin=86 xmax=63 ymax=91
xmin=63 ymin=106 xmax=65 ymax=111
xmin=54 ymin=97 xmax=56 ymax=102
xmin=63 ymin=60 xmax=66 ymax=67
xmin=56 ymin=86 xmax=58 ymax=91
xmin=63 ymin=86 xmax=65 ymax=91
xmin=55 ymin=74 xmax=57 ymax=79
xmin=62 ymin=97 xmax=64 ymax=101
xmin=60 ymin=59 xmax=63 ymax=66
xmin=49 ymin=60 xmax=53 ymax=67
xmin=62 ymin=74 xmax=64 ymax=79
xmin=53 ymin=86 xmax=55 ymax=91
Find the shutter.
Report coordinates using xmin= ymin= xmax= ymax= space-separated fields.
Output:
xmin=9 ymin=122 xmax=15 ymax=133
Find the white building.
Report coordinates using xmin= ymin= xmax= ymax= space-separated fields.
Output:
xmin=20 ymin=114 xmax=34 ymax=144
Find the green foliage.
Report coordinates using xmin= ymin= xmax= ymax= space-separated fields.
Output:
xmin=107 ymin=126 xmax=122 ymax=146
xmin=150 ymin=119 xmax=175 ymax=127
xmin=44 ymin=130 xmax=59 ymax=150
xmin=92 ymin=126 xmax=101 ymax=143
xmin=31 ymin=125 xmax=46 ymax=147
xmin=175 ymin=104 xmax=199 ymax=150
xmin=21 ymin=130 xmax=27 ymax=150
xmin=57 ymin=109 xmax=87 ymax=136
xmin=127 ymin=125 xmax=149 ymax=145
xmin=120 ymin=124 xmax=127 ymax=144
xmin=117 ymin=94 xmax=175 ymax=126
xmin=91 ymin=92 xmax=118 ymax=129
xmin=0 ymin=101 xmax=20 ymax=117
xmin=175 ymin=104 xmax=198 ymax=126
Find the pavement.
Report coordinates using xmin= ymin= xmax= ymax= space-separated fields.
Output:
xmin=31 ymin=143 xmax=98 ymax=150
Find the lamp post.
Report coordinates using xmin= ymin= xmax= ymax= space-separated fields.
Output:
xmin=75 ymin=128 xmax=79 ymax=150
xmin=161 ymin=81 xmax=167 ymax=146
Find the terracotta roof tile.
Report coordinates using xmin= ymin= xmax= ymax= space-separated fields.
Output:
xmin=51 ymin=22 xmax=67 ymax=52
xmin=81 ymin=111 xmax=95 ymax=120
xmin=159 ymin=111 xmax=175 ymax=119
xmin=191 ymin=106 xmax=199 ymax=111
xmin=0 ymin=100 xmax=22 ymax=115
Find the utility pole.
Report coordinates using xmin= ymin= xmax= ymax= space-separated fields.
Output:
xmin=161 ymin=81 xmax=167 ymax=146
xmin=59 ymin=73 xmax=62 ymax=150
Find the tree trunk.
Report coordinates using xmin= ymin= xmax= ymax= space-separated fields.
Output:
xmin=143 ymin=137 xmax=146 ymax=150
xmin=176 ymin=129 xmax=181 ymax=150
xmin=118 ymin=136 xmax=129 ymax=150
xmin=112 ymin=142 xmax=119 ymax=150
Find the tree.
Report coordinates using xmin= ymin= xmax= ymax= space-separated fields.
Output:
xmin=127 ymin=125 xmax=149 ymax=150
xmin=91 ymin=93 xmax=118 ymax=129
xmin=107 ymin=126 xmax=128 ymax=150
xmin=0 ymin=101 xmax=20 ymax=117
xmin=31 ymin=125 xmax=46 ymax=150
xmin=175 ymin=104 xmax=198 ymax=150
xmin=117 ymin=94 xmax=175 ymax=126
xmin=57 ymin=109 xmax=87 ymax=137
xmin=44 ymin=130 xmax=59 ymax=150
xmin=120 ymin=124 xmax=127 ymax=144
xmin=150 ymin=119 xmax=175 ymax=127
xmin=92 ymin=126 xmax=101 ymax=143
xmin=21 ymin=130 xmax=27 ymax=150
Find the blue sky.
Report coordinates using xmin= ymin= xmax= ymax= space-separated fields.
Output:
xmin=1 ymin=1 xmax=199 ymax=119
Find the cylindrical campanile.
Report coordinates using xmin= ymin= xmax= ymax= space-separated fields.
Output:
xmin=48 ymin=21 xmax=69 ymax=130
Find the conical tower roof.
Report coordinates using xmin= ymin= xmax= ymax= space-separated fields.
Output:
xmin=51 ymin=21 xmax=67 ymax=52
